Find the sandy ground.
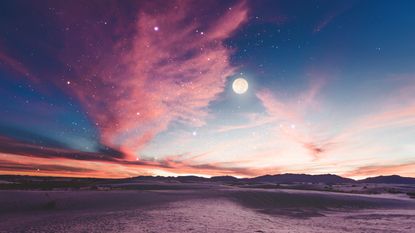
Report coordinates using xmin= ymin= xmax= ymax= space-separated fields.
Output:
xmin=0 ymin=186 xmax=414 ymax=233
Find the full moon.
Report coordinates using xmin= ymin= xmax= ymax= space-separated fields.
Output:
xmin=232 ymin=78 xmax=249 ymax=94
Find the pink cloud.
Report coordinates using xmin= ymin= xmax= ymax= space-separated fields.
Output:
xmin=255 ymin=76 xmax=415 ymax=164
xmin=329 ymin=80 xmax=415 ymax=146
xmin=343 ymin=162 xmax=415 ymax=178
xmin=0 ymin=151 xmax=272 ymax=178
xmin=255 ymin=81 xmax=330 ymax=159
xmin=61 ymin=1 xmax=248 ymax=159
xmin=256 ymin=90 xmax=302 ymax=123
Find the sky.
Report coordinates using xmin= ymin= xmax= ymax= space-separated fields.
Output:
xmin=1 ymin=0 xmax=415 ymax=179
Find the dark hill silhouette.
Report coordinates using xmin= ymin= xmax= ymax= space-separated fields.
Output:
xmin=358 ymin=175 xmax=415 ymax=184
xmin=246 ymin=173 xmax=355 ymax=184
xmin=210 ymin=176 xmax=239 ymax=182
xmin=2 ymin=174 xmax=415 ymax=190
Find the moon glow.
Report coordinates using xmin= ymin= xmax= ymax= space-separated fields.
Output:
xmin=232 ymin=78 xmax=249 ymax=94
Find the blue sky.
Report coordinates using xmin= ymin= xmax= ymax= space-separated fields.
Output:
xmin=0 ymin=0 xmax=415 ymax=178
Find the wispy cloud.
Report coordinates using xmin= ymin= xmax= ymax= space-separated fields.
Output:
xmin=313 ymin=1 xmax=356 ymax=33
xmin=215 ymin=113 xmax=274 ymax=133
xmin=343 ymin=162 xmax=415 ymax=178
xmin=62 ymin=1 xmax=249 ymax=159
xmin=249 ymin=77 xmax=415 ymax=172
xmin=0 ymin=48 xmax=37 ymax=82
xmin=255 ymin=80 xmax=329 ymax=160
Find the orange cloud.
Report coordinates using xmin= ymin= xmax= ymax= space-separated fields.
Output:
xmin=0 ymin=151 xmax=270 ymax=178
xmin=343 ymin=162 xmax=415 ymax=179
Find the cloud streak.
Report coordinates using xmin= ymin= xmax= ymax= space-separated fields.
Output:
xmin=343 ymin=162 xmax=415 ymax=178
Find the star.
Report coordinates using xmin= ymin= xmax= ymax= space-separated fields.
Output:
xmin=154 ymin=26 xmax=159 ymax=31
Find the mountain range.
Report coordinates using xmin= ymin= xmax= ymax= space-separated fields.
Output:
xmin=2 ymin=173 xmax=415 ymax=185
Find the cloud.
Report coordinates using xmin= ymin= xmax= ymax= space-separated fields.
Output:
xmin=0 ymin=135 xmax=270 ymax=178
xmin=327 ymin=79 xmax=415 ymax=146
xmin=255 ymin=80 xmax=330 ymax=159
xmin=254 ymin=76 xmax=415 ymax=165
xmin=0 ymin=159 xmax=96 ymax=174
xmin=0 ymin=49 xmax=37 ymax=82
xmin=57 ymin=1 xmax=248 ymax=159
xmin=313 ymin=1 xmax=356 ymax=33
xmin=343 ymin=162 xmax=415 ymax=178
xmin=0 ymin=136 xmax=123 ymax=162
xmin=215 ymin=113 xmax=274 ymax=133
xmin=256 ymin=90 xmax=302 ymax=123
xmin=0 ymin=150 xmax=271 ymax=178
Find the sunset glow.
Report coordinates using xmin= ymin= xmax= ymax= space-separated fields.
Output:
xmin=1 ymin=0 xmax=415 ymax=179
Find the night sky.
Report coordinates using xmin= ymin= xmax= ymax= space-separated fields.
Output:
xmin=1 ymin=0 xmax=415 ymax=178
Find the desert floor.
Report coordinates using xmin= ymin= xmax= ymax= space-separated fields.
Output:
xmin=0 ymin=185 xmax=414 ymax=233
